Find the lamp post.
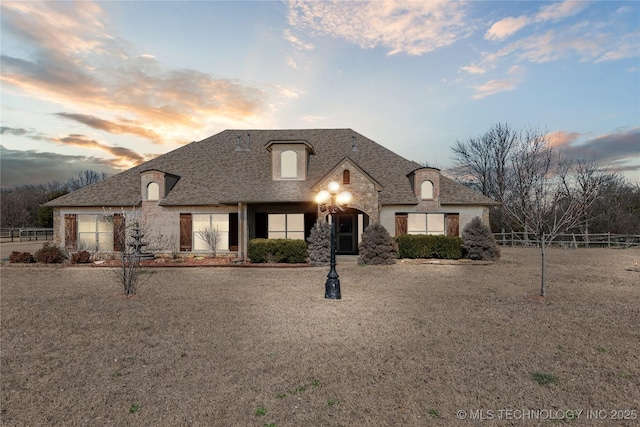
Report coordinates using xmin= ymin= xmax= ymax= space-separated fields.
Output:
xmin=315 ymin=181 xmax=353 ymax=299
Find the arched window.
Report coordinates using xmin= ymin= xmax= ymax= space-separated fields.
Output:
xmin=343 ymin=169 xmax=350 ymax=185
xmin=281 ymin=150 xmax=297 ymax=178
xmin=421 ymin=180 xmax=434 ymax=200
xmin=147 ymin=182 xmax=160 ymax=201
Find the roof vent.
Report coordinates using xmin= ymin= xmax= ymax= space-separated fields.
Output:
xmin=235 ymin=135 xmax=242 ymax=151
xmin=246 ymin=133 xmax=251 ymax=151
xmin=351 ymin=135 xmax=358 ymax=152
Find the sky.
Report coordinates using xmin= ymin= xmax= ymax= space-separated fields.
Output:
xmin=1 ymin=0 xmax=639 ymax=189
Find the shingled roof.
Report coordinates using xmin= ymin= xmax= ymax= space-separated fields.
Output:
xmin=44 ymin=129 xmax=497 ymax=208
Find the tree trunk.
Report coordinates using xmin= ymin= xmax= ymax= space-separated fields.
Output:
xmin=540 ymin=233 xmax=546 ymax=297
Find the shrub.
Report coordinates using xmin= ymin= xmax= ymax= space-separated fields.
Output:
xmin=461 ymin=216 xmax=500 ymax=261
xmin=9 ymin=251 xmax=35 ymax=263
xmin=358 ymin=223 xmax=396 ymax=265
xmin=70 ymin=250 xmax=92 ymax=264
xmin=307 ymin=219 xmax=331 ymax=266
xmin=247 ymin=239 xmax=308 ymax=263
xmin=34 ymin=242 xmax=67 ymax=264
xmin=396 ymin=234 xmax=463 ymax=259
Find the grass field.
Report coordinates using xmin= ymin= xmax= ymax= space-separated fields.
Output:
xmin=1 ymin=247 xmax=639 ymax=426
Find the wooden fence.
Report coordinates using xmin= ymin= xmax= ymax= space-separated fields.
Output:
xmin=494 ymin=232 xmax=640 ymax=248
xmin=0 ymin=228 xmax=54 ymax=243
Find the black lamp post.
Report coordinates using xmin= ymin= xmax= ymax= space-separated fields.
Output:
xmin=315 ymin=181 xmax=353 ymax=299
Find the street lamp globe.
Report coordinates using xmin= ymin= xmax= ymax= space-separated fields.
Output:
xmin=327 ymin=181 xmax=341 ymax=195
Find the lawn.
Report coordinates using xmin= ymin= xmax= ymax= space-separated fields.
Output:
xmin=1 ymin=247 xmax=639 ymax=426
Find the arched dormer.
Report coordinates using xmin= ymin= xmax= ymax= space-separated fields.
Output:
xmin=265 ymin=140 xmax=315 ymax=180
xmin=281 ymin=150 xmax=298 ymax=178
xmin=420 ymin=180 xmax=434 ymax=200
xmin=147 ymin=182 xmax=160 ymax=201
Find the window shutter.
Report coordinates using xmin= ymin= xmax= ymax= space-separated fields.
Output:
xmin=395 ymin=214 xmax=408 ymax=237
xmin=343 ymin=169 xmax=350 ymax=184
xmin=64 ymin=214 xmax=77 ymax=250
xmin=180 ymin=213 xmax=192 ymax=251
xmin=113 ymin=214 xmax=125 ymax=251
xmin=446 ymin=213 xmax=460 ymax=237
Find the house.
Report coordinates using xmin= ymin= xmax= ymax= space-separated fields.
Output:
xmin=44 ymin=129 xmax=499 ymax=258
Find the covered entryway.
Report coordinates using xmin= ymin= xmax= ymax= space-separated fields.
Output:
xmin=334 ymin=208 xmax=369 ymax=255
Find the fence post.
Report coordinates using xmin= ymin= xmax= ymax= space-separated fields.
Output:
xmin=608 ymin=232 xmax=610 ymax=248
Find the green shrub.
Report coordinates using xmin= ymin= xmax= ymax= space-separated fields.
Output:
xmin=70 ymin=250 xmax=92 ymax=264
xmin=358 ymin=223 xmax=396 ymax=265
xmin=461 ymin=216 xmax=500 ymax=261
xmin=34 ymin=242 xmax=67 ymax=264
xmin=9 ymin=251 xmax=35 ymax=264
xmin=307 ymin=219 xmax=331 ymax=266
xmin=396 ymin=234 xmax=462 ymax=259
xmin=247 ymin=239 xmax=308 ymax=263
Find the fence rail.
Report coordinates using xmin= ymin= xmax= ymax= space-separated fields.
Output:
xmin=0 ymin=228 xmax=54 ymax=243
xmin=494 ymin=232 xmax=640 ymax=248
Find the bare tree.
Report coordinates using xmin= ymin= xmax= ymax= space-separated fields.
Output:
xmin=195 ymin=226 xmax=222 ymax=257
xmin=451 ymin=123 xmax=518 ymax=233
xmin=103 ymin=208 xmax=154 ymax=297
xmin=504 ymin=146 xmax=603 ymax=296
xmin=67 ymin=170 xmax=109 ymax=191
xmin=454 ymin=124 xmax=608 ymax=297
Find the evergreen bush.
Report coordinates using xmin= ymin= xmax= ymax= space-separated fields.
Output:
xmin=247 ymin=239 xmax=308 ymax=263
xmin=396 ymin=234 xmax=463 ymax=259
xmin=461 ymin=216 xmax=500 ymax=261
xmin=34 ymin=242 xmax=67 ymax=264
xmin=307 ymin=219 xmax=331 ymax=266
xmin=357 ymin=223 xmax=396 ymax=265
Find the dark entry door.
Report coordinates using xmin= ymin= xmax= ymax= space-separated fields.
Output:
xmin=335 ymin=213 xmax=357 ymax=254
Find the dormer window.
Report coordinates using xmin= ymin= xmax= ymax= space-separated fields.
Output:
xmin=147 ymin=182 xmax=160 ymax=201
xmin=281 ymin=150 xmax=297 ymax=178
xmin=421 ymin=180 xmax=434 ymax=200
xmin=266 ymin=140 xmax=315 ymax=181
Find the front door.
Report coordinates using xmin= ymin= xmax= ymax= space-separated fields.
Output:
xmin=335 ymin=213 xmax=356 ymax=254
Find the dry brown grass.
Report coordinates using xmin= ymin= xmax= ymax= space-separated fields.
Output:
xmin=2 ymin=247 xmax=639 ymax=426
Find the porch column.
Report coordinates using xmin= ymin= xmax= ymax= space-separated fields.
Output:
xmin=238 ymin=202 xmax=248 ymax=261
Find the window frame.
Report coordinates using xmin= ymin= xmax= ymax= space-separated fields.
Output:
xmin=77 ymin=214 xmax=114 ymax=252
xmin=420 ymin=180 xmax=434 ymax=200
xmin=147 ymin=182 xmax=160 ymax=201
xmin=407 ymin=213 xmax=445 ymax=236
xmin=192 ymin=213 xmax=230 ymax=252
xmin=280 ymin=150 xmax=298 ymax=179
xmin=268 ymin=213 xmax=305 ymax=240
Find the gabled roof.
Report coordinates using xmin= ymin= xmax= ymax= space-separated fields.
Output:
xmin=44 ymin=129 xmax=497 ymax=207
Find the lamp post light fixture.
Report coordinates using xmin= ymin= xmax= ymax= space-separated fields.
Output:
xmin=315 ymin=181 xmax=353 ymax=299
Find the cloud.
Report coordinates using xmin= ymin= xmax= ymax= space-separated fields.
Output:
xmin=552 ymin=128 xmax=640 ymax=172
xmin=287 ymin=0 xmax=471 ymax=56
xmin=0 ymin=127 xmax=29 ymax=136
xmin=485 ymin=15 xmax=530 ymax=41
xmin=0 ymin=145 xmax=120 ymax=188
xmin=54 ymin=113 xmax=164 ymax=143
xmin=471 ymin=79 xmax=518 ymax=99
xmin=51 ymin=134 xmax=146 ymax=167
xmin=547 ymin=131 xmax=582 ymax=148
xmin=535 ymin=0 xmax=591 ymax=23
xmin=0 ymin=1 xmax=268 ymax=143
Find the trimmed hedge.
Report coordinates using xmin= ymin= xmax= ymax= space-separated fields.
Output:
xmin=396 ymin=234 xmax=463 ymax=260
xmin=247 ymin=238 xmax=308 ymax=263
